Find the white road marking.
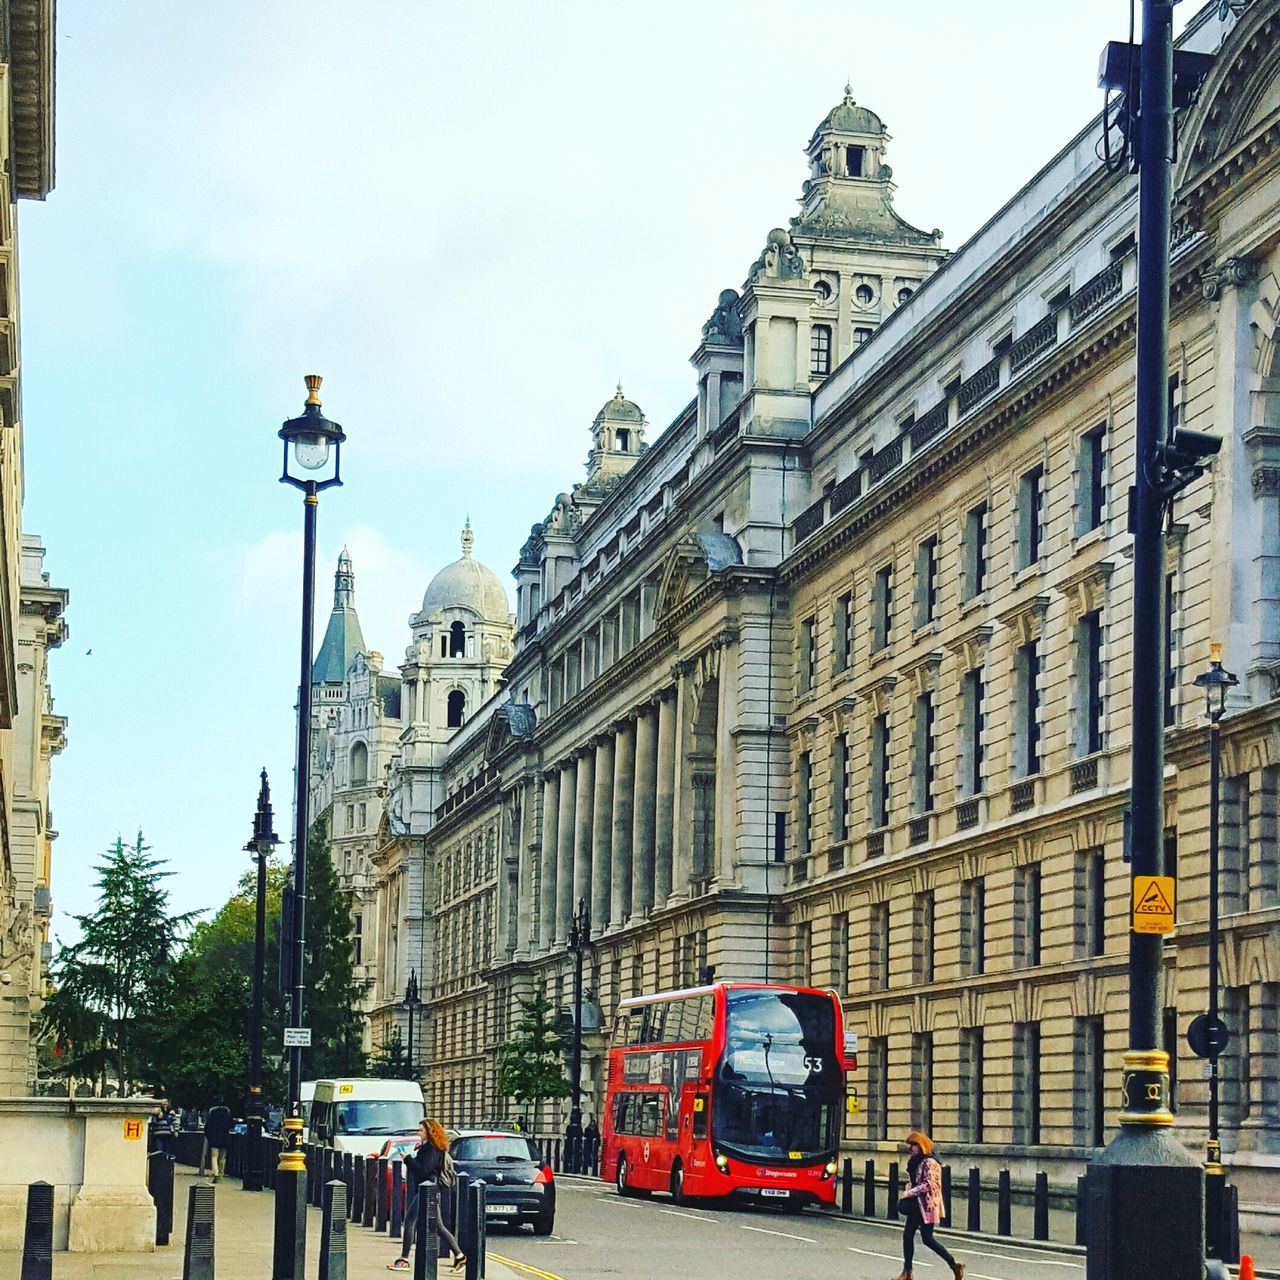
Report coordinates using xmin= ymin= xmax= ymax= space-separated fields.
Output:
xmin=850 ymin=1218 xmax=1085 ymax=1267
xmin=951 ymin=1244 xmax=1083 ymax=1268
xmin=739 ymin=1224 xmax=816 ymax=1244
xmin=658 ymin=1207 xmax=714 ymax=1222
xmin=848 ymin=1245 xmax=932 ymax=1264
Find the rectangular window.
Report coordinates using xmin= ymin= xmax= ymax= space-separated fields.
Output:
xmin=1017 ymin=464 xmax=1045 ymax=570
xmin=831 ymin=734 xmax=850 ymax=843
xmin=869 ymin=902 xmax=890 ymax=992
xmin=1079 ymin=424 xmax=1106 ymax=533
xmin=870 ymin=714 xmax=891 ymax=828
xmin=912 ymin=693 xmax=936 ymax=814
xmin=963 ymin=501 xmax=988 ymax=599
xmin=866 ymin=1038 xmax=888 ymax=1141
xmin=962 ymin=877 xmax=986 ymax=976
xmin=960 ymin=669 xmax=985 ymax=798
xmin=1163 ymin=1006 xmax=1180 ymax=1115
xmin=914 ymin=536 xmax=938 ymax=628
xmin=913 ymin=890 xmax=935 ymax=985
xmin=353 ymin=914 xmax=363 ymax=966
xmin=1165 ymin=572 xmax=1178 ymax=728
xmin=1223 ymin=775 xmax=1250 ymax=913
xmin=872 ymin=563 xmax=893 ymax=651
xmin=1224 ymin=986 xmax=1251 ymax=1125
xmin=1077 ymin=610 xmax=1104 ymax=755
xmin=1077 ymin=1016 xmax=1106 ymax=1146
xmin=834 ymin=591 xmax=854 ymax=673
xmin=1075 ymin=848 xmax=1107 ymax=958
xmin=1014 ymin=863 xmax=1042 ymax=968
xmin=1168 ymin=373 xmax=1181 ymax=433
xmin=911 ymin=1032 xmax=934 ymax=1136
xmin=793 ymin=921 xmax=811 ymax=986
xmin=1013 ymin=1022 xmax=1042 ymax=1145
xmin=854 ymin=326 xmax=874 ymax=346
xmin=797 ymin=752 xmax=813 ymax=859
xmin=810 ymin=324 xmax=833 ymax=377
xmin=799 ymin=617 xmax=817 ymax=694
xmin=831 ymin=913 xmax=850 ymax=994
xmin=959 ymin=1027 xmax=984 ymax=1143
xmin=1015 ymin=639 xmax=1042 ymax=776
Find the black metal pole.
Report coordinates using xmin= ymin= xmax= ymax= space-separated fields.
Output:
xmin=406 ymin=1005 xmax=415 ymax=1083
xmin=1205 ymin=701 xmax=1226 ymax=1256
xmin=1085 ymin=5 xmax=1203 ymax=1274
xmin=245 ymin=821 xmax=269 ymax=1191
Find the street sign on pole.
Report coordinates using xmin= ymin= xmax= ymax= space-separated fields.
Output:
xmin=1187 ymin=1014 xmax=1230 ymax=1060
xmin=284 ymin=1028 xmax=312 ymax=1048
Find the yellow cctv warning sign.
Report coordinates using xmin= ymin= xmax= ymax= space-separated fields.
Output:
xmin=1133 ymin=875 xmax=1176 ymax=934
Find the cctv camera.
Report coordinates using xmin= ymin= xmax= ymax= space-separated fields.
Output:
xmin=1161 ymin=426 xmax=1223 ymax=472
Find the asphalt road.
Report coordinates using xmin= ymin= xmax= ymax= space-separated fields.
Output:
xmin=488 ymin=1176 xmax=1091 ymax=1280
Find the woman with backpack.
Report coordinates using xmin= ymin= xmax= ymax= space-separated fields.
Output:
xmin=894 ymin=1131 xmax=964 ymax=1280
xmin=388 ymin=1119 xmax=464 ymax=1272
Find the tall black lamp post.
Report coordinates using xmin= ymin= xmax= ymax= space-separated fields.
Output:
xmin=1193 ymin=642 xmax=1238 ymax=1261
xmin=566 ymin=898 xmax=591 ymax=1147
xmin=243 ymin=768 xmax=279 ymax=1193
xmin=402 ymin=969 xmax=421 ymax=1082
xmin=273 ymin=375 xmax=345 ymax=1280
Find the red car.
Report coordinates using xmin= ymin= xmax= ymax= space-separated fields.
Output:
xmin=370 ymin=1136 xmax=419 ymax=1203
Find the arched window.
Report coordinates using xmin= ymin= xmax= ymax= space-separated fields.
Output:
xmin=450 ymin=621 xmax=466 ymax=657
xmin=447 ymin=690 xmax=466 ymax=728
xmin=350 ymin=740 xmax=368 ymax=783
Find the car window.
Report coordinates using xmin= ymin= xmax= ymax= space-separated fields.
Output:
xmin=451 ymin=1136 xmax=538 ymax=1162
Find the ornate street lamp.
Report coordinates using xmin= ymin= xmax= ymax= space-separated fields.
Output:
xmin=1193 ymin=642 xmax=1238 ymax=1262
xmin=566 ymin=898 xmax=591 ymax=1166
xmin=243 ymin=768 xmax=278 ymax=1193
xmin=402 ymin=969 xmax=422 ymax=1082
xmin=273 ymin=376 xmax=345 ymax=1280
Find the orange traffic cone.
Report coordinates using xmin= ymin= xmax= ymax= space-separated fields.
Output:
xmin=1238 ymin=1255 xmax=1255 ymax=1280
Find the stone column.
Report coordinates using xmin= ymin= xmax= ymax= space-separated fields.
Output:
xmin=556 ymin=759 xmax=577 ymax=943
xmin=591 ymin=735 xmax=615 ymax=929
xmin=611 ymin=718 xmax=636 ymax=927
xmin=654 ymin=688 xmax=677 ymax=906
xmin=573 ymin=748 xmax=595 ymax=918
xmin=539 ymin=771 xmax=559 ymax=953
xmin=630 ymin=704 xmax=658 ymax=922
xmin=516 ymin=778 xmax=535 ymax=958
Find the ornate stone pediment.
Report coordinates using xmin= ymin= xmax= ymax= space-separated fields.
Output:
xmin=1054 ymin=560 xmax=1116 ymax=619
xmin=654 ymin=531 xmax=744 ymax=624
xmin=860 ymin=674 xmax=897 ymax=717
xmin=946 ymin=623 xmax=994 ymax=672
xmin=997 ymin=594 xmax=1052 ymax=645
xmin=901 ymin=650 xmax=945 ymax=697
xmin=484 ymin=702 xmax=536 ymax=761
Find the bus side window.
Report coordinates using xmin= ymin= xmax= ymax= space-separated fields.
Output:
xmin=640 ymin=1094 xmax=662 ymax=1138
xmin=614 ymin=1094 xmax=632 ymax=1134
xmin=692 ymin=1095 xmax=709 ymax=1141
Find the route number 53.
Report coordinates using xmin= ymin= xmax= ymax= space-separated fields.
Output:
xmin=803 ymin=1055 xmax=824 ymax=1073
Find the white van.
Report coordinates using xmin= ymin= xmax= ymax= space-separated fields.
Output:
xmin=306 ymin=1078 xmax=425 ymax=1155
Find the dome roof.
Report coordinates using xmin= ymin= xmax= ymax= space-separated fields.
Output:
xmin=420 ymin=521 xmax=511 ymax=623
xmin=593 ymin=382 xmax=644 ymax=426
xmin=813 ymin=86 xmax=883 ymax=140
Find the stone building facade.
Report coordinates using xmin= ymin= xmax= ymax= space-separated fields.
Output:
xmin=315 ymin=0 xmax=1280 ymax=1212
xmin=0 ymin=0 xmax=62 ymax=1095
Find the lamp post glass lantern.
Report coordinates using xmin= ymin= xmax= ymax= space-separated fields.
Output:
xmin=1193 ymin=642 xmax=1238 ymax=1261
xmin=243 ymin=768 xmax=279 ymax=1193
xmin=273 ymin=376 xmax=344 ymax=1280
xmin=402 ymin=970 xmax=421 ymax=1082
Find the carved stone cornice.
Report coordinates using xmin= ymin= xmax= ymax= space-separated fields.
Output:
xmin=946 ymin=623 xmax=994 ymax=672
xmin=902 ymin=650 xmax=945 ymax=697
xmin=1054 ymin=560 xmax=1116 ymax=619
xmin=1199 ymin=255 xmax=1256 ymax=301
xmin=997 ymin=594 xmax=1052 ymax=645
xmin=787 ymin=713 xmax=820 ymax=747
xmin=860 ymin=675 xmax=898 ymax=717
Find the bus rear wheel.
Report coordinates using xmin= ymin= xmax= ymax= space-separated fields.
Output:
xmin=670 ymin=1161 xmax=689 ymax=1205
xmin=616 ymin=1155 xmax=632 ymax=1197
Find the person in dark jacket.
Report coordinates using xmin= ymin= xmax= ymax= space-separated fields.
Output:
xmin=388 ymin=1119 xmax=463 ymax=1272
xmin=201 ymin=1104 xmax=233 ymax=1182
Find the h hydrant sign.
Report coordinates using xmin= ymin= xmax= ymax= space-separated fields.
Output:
xmin=1132 ymin=875 xmax=1176 ymax=934
xmin=283 ymin=1027 xmax=312 ymax=1048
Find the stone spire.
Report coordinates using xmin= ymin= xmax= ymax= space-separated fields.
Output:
xmin=312 ymin=549 xmax=367 ymax=685
xmin=334 ymin=546 xmax=354 ymax=608
xmin=461 ymin=518 xmax=474 ymax=559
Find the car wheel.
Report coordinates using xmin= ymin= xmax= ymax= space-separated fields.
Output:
xmin=532 ymin=1209 xmax=554 ymax=1236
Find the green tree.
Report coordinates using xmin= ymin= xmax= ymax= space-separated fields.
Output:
xmin=366 ymin=1026 xmax=408 ymax=1080
xmin=496 ymin=991 xmax=569 ymax=1123
xmin=43 ymin=833 xmax=195 ymax=1094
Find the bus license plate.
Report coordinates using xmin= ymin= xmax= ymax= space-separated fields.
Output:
xmin=760 ymin=1188 xmax=789 ymax=1198
xmin=487 ymin=1205 xmax=519 ymax=1216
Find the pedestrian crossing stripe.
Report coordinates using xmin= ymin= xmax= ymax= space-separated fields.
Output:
xmin=1133 ymin=874 xmax=1176 ymax=934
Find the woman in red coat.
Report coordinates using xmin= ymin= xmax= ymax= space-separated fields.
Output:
xmin=895 ymin=1131 xmax=964 ymax=1280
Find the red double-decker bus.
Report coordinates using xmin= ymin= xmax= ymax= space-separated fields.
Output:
xmin=601 ymin=982 xmax=854 ymax=1209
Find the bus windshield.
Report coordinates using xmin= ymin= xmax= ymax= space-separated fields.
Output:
xmin=713 ymin=989 xmax=839 ymax=1159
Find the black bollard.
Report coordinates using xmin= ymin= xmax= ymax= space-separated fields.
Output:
xmin=363 ymin=1156 xmax=376 ymax=1229
xmin=182 ymin=1182 xmax=216 ymax=1280
xmin=887 ymin=1161 xmax=900 ymax=1219
xmin=413 ymin=1183 xmax=440 ymax=1280
xmin=342 ymin=1152 xmax=354 ymax=1210
xmin=455 ymin=1170 xmax=471 ymax=1242
xmin=390 ymin=1161 xmax=404 ymax=1237
xmin=20 ymin=1180 xmax=53 ymax=1280
xmin=319 ymin=1180 xmax=348 ymax=1280
xmin=273 ymin=1160 xmax=308 ymax=1280
xmin=862 ymin=1159 xmax=876 ymax=1217
xmin=465 ymin=1181 xmax=486 ymax=1280
xmin=351 ymin=1156 xmax=363 ymax=1223
xmin=841 ymin=1158 xmax=853 ymax=1214
xmin=1075 ymin=1174 xmax=1087 ymax=1246
xmin=305 ymin=1146 xmax=316 ymax=1207
xmin=997 ymin=1168 xmax=1012 ymax=1236
xmin=940 ymin=1164 xmax=952 ymax=1229
xmin=375 ymin=1159 xmax=388 ymax=1234
xmin=148 ymin=1151 xmax=176 ymax=1245
xmin=1033 ymin=1171 xmax=1049 ymax=1240
xmin=967 ymin=1167 xmax=982 ymax=1233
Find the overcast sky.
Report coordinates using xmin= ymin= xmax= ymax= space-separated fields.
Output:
xmin=22 ymin=1 xmax=1199 ymax=935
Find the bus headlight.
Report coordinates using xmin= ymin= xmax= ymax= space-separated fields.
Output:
xmin=715 ymin=1153 xmax=729 ymax=1172
xmin=823 ymin=1160 xmax=838 ymax=1178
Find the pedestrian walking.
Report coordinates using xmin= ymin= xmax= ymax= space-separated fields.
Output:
xmin=387 ymin=1118 xmax=464 ymax=1272
xmin=201 ymin=1103 xmax=232 ymax=1182
xmin=893 ymin=1131 xmax=963 ymax=1280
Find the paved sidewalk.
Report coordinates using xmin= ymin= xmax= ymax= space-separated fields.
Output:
xmin=0 ymin=1170 xmax=525 ymax=1280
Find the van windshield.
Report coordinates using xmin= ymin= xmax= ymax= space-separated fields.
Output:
xmin=335 ymin=1099 xmax=423 ymax=1136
